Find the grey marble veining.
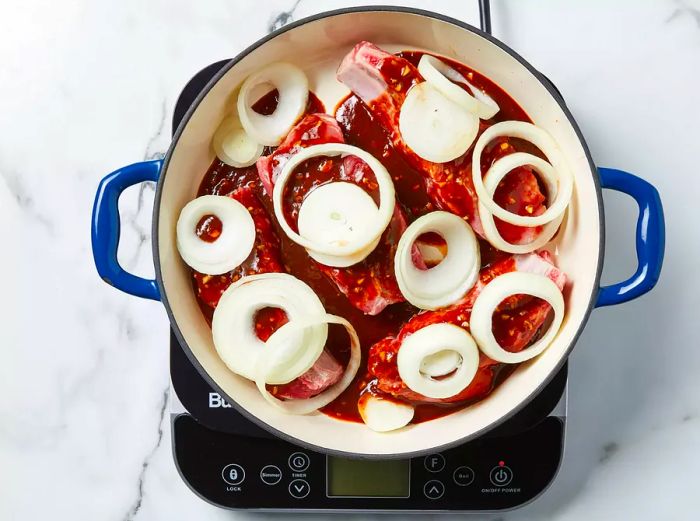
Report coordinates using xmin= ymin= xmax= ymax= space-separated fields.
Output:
xmin=1 ymin=0 xmax=697 ymax=519
xmin=268 ymin=0 xmax=304 ymax=33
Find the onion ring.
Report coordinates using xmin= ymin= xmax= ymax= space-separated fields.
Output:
xmin=358 ymin=395 xmax=414 ymax=433
xmin=470 ymin=271 xmax=564 ymax=363
xmin=255 ymin=314 xmax=361 ymax=415
xmin=176 ymin=195 xmax=255 ymax=275
xmin=478 ymin=158 xmax=565 ymax=253
xmin=212 ymin=114 xmax=264 ymax=168
xmin=479 ymin=205 xmax=564 ymax=254
xmin=305 ymin=237 xmax=381 ymax=268
xmin=394 ymin=211 xmax=480 ymax=310
xmin=418 ymin=55 xmax=499 ymax=119
xmin=273 ymin=143 xmax=395 ymax=260
xmin=237 ymin=62 xmax=309 ymax=146
xmin=397 ymin=323 xmax=480 ymax=399
xmin=399 ymin=81 xmax=479 ymax=163
xmin=472 ymin=121 xmax=574 ymax=227
xmin=420 ymin=350 xmax=462 ymax=377
xmin=297 ymin=182 xmax=381 ymax=267
xmin=211 ymin=273 xmax=327 ymax=383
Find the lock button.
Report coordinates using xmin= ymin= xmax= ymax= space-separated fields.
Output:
xmin=222 ymin=463 xmax=246 ymax=485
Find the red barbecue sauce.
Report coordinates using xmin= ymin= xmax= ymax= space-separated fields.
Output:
xmin=192 ymin=53 xmax=552 ymax=424
xmin=195 ymin=215 xmax=223 ymax=243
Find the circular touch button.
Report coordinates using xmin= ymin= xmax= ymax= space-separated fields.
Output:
xmin=489 ymin=463 xmax=514 ymax=487
xmin=222 ymin=463 xmax=245 ymax=486
xmin=288 ymin=452 xmax=310 ymax=472
xmin=453 ymin=466 xmax=475 ymax=486
xmin=423 ymin=480 xmax=445 ymax=500
xmin=289 ymin=479 xmax=311 ymax=499
xmin=423 ymin=453 xmax=446 ymax=473
xmin=260 ymin=465 xmax=282 ymax=485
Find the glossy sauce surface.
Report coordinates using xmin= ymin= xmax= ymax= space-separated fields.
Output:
xmin=192 ymin=53 xmax=551 ymax=424
xmin=195 ymin=215 xmax=223 ymax=243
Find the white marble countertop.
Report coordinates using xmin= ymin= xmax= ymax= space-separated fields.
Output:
xmin=1 ymin=0 xmax=698 ymax=519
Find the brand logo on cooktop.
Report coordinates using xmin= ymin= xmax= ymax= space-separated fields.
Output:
xmin=209 ymin=392 xmax=232 ymax=408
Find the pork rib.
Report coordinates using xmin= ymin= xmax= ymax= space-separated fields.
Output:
xmin=257 ymin=113 xmax=407 ymax=315
xmin=273 ymin=350 xmax=344 ymax=400
xmin=257 ymin=113 xmax=344 ymax=197
xmin=367 ymin=252 xmax=566 ymax=404
xmin=337 ymin=41 xmax=547 ymax=244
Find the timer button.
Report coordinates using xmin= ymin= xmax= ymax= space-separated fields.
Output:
xmin=423 ymin=479 xmax=445 ymax=499
xmin=423 ymin=453 xmax=446 ymax=473
xmin=221 ymin=463 xmax=245 ymax=485
xmin=260 ymin=465 xmax=282 ymax=485
xmin=288 ymin=452 xmax=310 ymax=472
xmin=489 ymin=463 xmax=513 ymax=487
xmin=453 ymin=466 xmax=475 ymax=486
xmin=289 ymin=479 xmax=311 ymax=498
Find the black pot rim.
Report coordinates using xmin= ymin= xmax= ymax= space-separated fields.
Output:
xmin=152 ymin=5 xmax=604 ymax=460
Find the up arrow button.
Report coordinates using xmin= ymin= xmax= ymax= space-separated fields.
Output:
xmin=423 ymin=480 xmax=445 ymax=500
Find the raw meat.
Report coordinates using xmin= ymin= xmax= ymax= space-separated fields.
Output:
xmin=256 ymin=113 xmax=344 ymax=196
xmin=273 ymin=350 xmax=343 ymax=400
xmin=337 ymin=41 xmax=548 ymax=244
xmin=257 ymin=113 xmax=407 ymax=315
xmin=367 ymin=252 xmax=566 ymax=404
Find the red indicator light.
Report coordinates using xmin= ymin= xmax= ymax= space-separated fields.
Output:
xmin=499 ymin=461 xmax=505 ymax=467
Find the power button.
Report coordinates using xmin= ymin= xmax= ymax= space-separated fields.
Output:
xmin=489 ymin=463 xmax=513 ymax=487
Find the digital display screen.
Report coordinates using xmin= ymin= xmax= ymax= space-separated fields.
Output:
xmin=327 ymin=457 xmax=410 ymax=497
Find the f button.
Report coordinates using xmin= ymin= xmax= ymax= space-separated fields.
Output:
xmin=423 ymin=453 xmax=445 ymax=473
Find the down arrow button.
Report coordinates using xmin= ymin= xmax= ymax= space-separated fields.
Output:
xmin=288 ymin=479 xmax=310 ymax=499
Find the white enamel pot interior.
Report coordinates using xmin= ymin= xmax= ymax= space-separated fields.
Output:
xmin=154 ymin=7 xmax=602 ymax=458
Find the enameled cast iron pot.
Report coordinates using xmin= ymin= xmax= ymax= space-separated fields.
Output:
xmin=91 ymin=7 xmax=665 ymax=458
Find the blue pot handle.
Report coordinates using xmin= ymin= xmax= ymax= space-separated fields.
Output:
xmin=595 ymin=167 xmax=665 ymax=307
xmin=91 ymin=160 xmax=163 ymax=301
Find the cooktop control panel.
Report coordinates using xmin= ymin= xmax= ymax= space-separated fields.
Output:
xmin=173 ymin=414 xmax=562 ymax=511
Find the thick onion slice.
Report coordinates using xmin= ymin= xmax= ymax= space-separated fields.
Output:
xmin=305 ymin=238 xmax=381 ymax=268
xmin=297 ymin=182 xmax=381 ymax=267
xmin=397 ymin=323 xmax=480 ymax=399
xmin=176 ymin=195 xmax=255 ymax=275
xmin=415 ymin=241 xmax=445 ymax=266
xmin=472 ymin=121 xmax=574 ymax=227
xmin=418 ymin=55 xmax=499 ymax=119
xmin=255 ymin=314 xmax=361 ymax=415
xmin=399 ymin=81 xmax=479 ymax=163
xmin=470 ymin=272 xmax=564 ymax=363
xmin=273 ymin=143 xmax=395 ymax=264
xmin=478 ymin=150 xmax=564 ymax=253
xmin=237 ymin=62 xmax=309 ymax=146
xmin=358 ymin=394 xmax=414 ymax=433
xmin=394 ymin=211 xmax=480 ymax=310
xmin=212 ymin=114 xmax=264 ymax=168
xmin=480 ymin=205 xmax=564 ymax=254
xmin=211 ymin=273 xmax=327 ymax=383
xmin=420 ymin=350 xmax=462 ymax=377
